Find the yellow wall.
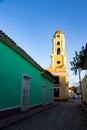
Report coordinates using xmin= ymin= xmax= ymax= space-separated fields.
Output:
xmin=46 ymin=30 xmax=69 ymax=100
xmin=68 ymin=89 xmax=75 ymax=99
xmin=82 ymin=74 xmax=87 ymax=103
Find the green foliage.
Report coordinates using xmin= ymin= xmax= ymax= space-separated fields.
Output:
xmin=70 ymin=46 xmax=85 ymax=75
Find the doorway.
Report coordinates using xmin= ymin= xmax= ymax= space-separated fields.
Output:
xmin=42 ymin=85 xmax=46 ymax=105
xmin=21 ymin=75 xmax=30 ymax=111
xmin=50 ymin=88 xmax=54 ymax=103
xmin=54 ymin=88 xmax=60 ymax=97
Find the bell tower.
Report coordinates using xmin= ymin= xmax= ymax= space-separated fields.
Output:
xmin=51 ymin=30 xmax=66 ymax=72
xmin=46 ymin=30 xmax=69 ymax=101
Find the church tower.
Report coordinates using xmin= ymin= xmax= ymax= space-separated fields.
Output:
xmin=46 ymin=30 xmax=69 ymax=101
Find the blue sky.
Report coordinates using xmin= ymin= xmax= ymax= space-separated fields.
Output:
xmin=0 ymin=0 xmax=87 ymax=86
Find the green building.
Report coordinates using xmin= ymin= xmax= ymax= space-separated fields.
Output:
xmin=0 ymin=30 xmax=56 ymax=115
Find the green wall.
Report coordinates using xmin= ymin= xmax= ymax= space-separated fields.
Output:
xmin=0 ymin=41 xmax=53 ymax=110
xmin=42 ymin=76 xmax=53 ymax=103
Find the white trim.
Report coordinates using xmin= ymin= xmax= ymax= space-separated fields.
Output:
xmin=45 ymin=102 xmax=51 ymax=105
xmin=22 ymin=74 xmax=31 ymax=79
xmin=50 ymin=88 xmax=54 ymax=103
xmin=42 ymin=85 xmax=46 ymax=105
xmin=29 ymin=103 xmax=42 ymax=108
xmin=21 ymin=74 xmax=31 ymax=111
xmin=0 ymin=105 xmax=20 ymax=112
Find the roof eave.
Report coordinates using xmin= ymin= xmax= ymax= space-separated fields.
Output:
xmin=0 ymin=30 xmax=43 ymax=71
xmin=41 ymin=70 xmax=56 ymax=83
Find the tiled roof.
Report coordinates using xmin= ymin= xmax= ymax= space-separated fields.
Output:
xmin=55 ymin=30 xmax=62 ymax=34
xmin=0 ymin=30 xmax=43 ymax=71
xmin=0 ymin=30 xmax=56 ymax=82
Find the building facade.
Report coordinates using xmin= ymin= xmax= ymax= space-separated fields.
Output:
xmin=46 ymin=30 xmax=69 ymax=101
xmin=81 ymin=44 xmax=87 ymax=104
xmin=0 ymin=30 xmax=56 ymax=116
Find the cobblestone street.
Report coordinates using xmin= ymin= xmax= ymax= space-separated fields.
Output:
xmin=3 ymin=100 xmax=87 ymax=130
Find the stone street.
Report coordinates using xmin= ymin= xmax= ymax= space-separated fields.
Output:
xmin=3 ymin=100 xmax=87 ymax=130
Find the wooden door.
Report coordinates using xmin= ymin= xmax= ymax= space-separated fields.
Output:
xmin=50 ymin=88 xmax=54 ymax=103
xmin=42 ymin=85 xmax=46 ymax=105
xmin=21 ymin=75 xmax=30 ymax=111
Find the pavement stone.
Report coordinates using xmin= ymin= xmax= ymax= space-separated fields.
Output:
xmin=0 ymin=104 xmax=56 ymax=129
xmin=1 ymin=99 xmax=87 ymax=130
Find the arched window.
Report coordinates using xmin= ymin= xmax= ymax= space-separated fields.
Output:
xmin=57 ymin=41 xmax=60 ymax=45
xmin=57 ymin=35 xmax=60 ymax=38
xmin=57 ymin=48 xmax=60 ymax=54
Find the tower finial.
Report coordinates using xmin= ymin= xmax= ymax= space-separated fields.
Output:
xmin=55 ymin=30 xmax=62 ymax=34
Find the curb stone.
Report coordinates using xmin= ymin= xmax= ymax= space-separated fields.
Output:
xmin=0 ymin=104 xmax=56 ymax=129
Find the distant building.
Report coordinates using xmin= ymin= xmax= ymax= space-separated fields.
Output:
xmin=68 ymin=89 xmax=75 ymax=99
xmin=46 ymin=30 xmax=69 ymax=101
xmin=0 ymin=30 xmax=56 ymax=117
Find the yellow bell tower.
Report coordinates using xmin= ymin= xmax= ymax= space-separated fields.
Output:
xmin=46 ymin=30 xmax=69 ymax=101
